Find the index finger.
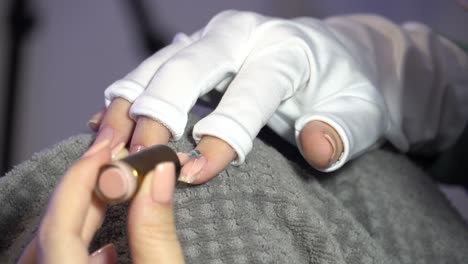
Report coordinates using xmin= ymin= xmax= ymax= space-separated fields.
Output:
xmin=40 ymin=140 xmax=111 ymax=236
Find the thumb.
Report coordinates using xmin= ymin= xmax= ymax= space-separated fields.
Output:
xmin=299 ymin=120 xmax=343 ymax=171
xmin=128 ymin=162 xmax=184 ymax=264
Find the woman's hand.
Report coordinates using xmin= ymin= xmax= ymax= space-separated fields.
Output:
xmin=18 ymin=140 xmax=184 ymax=264
xmin=89 ymin=10 xmax=387 ymax=183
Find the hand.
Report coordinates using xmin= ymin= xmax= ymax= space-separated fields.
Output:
xmin=89 ymin=10 xmax=387 ymax=183
xmin=18 ymin=140 xmax=184 ymax=264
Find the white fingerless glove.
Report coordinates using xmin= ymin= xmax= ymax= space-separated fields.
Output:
xmin=104 ymin=10 xmax=394 ymax=170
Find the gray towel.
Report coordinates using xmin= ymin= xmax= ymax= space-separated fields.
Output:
xmin=1 ymin=115 xmax=468 ymax=263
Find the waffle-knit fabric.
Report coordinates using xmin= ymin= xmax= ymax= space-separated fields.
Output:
xmin=1 ymin=115 xmax=467 ymax=263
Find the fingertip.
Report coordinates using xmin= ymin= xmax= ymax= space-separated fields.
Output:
xmin=94 ymin=98 xmax=135 ymax=148
xmin=129 ymin=116 xmax=171 ymax=154
xmin=131 ymin=161 xmax=176 ymax=206
xmin=111 ymin=142 xmax=128 ymax=160
xmin=178 ymin=155 xmax=207 ymax=184
xmin=178 ymin=136 xmax=237 ymax=185
xmin=299 ymin=120 xmax=343 ymax=170
xmin=300 ymin=130 xmax=334 ymax=169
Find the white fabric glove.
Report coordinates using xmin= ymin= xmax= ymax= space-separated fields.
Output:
xmin=104 ymin=10 xmax=391 ymax=170
xmin=105 ymin=11 xmax=468 ymax=171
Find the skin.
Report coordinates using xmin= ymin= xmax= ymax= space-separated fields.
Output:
xmin=88 ymin=97 xmax=344 ymax=184
xmin=17 ymin=140 xmax=184 ymax=264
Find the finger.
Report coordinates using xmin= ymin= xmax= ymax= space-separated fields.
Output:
xmin=128 ymin=12 xmax=252 ymax=143
xmin=87 ymin=108 xmax=106 ymax=131
xmin=188 ymin=41 xmax=310 ymax=183
xmin=129 ymin=116 xmax=171 ymax=154
xmin=98 ymin=37 xmax=194 ymax=151
xmin=295 ymin=89 xmax=389 ymax=172
xmin=178 ymin=136 xmax=236 ymax=184
xmin=81 ymin=143 xmax=128 ymax=239
xmin=81 ymin=194 xmax=107 ymax=245
xmin=94 ymin=98 xmax=134 ymax=159
xmin=299 ymin=120 xmax=343 ymax=170
xmin=104 ymin=35 xmax=194 ymax=107
xmin=128 ymin=162 xmax=184 ymax=264
xmin=90 ymin=244 xmax=117 ymax=264
xmin=40 ymin=140 xmax=111 ymax=238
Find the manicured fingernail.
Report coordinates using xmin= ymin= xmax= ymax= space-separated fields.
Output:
xmin=152 ymin=162 xmax=176 ymax=203
xmin=177 ymin=149 xmax=202 ymax=165
xmin=87 ymin=112 xmax=103 ymax=131
xmin=178 ymin=154 xmax=206 ymax=184
xmin=90 ymin=243 xmax=117 ymax=263
xmin=111 ymin=142 xmax=126 ymax=160
xmin=113 ymin=147 xmax=129 ymax=160
xmin=323 ymin=133 xmax=337 ymax=165
xmin=130 ymin=145 xmax=145 ymax=154
xmin=83 ymin=139 xmax=110 ymax=157
xmin=95 ymin=126 xmax=114 ymax=145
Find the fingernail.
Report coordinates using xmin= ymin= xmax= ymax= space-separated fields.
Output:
xmin=130 ymin=145 xmax=145 ymax=154
xmin=87 ymin=112 xmax=102 ymax=131
xmin=90 ymin=243 xmax=117 ymax=263
xmin=87 ymin=120 xmax=100 ymax=131
xmin=177 ymin=149 xmax=202 ymax=165
xmin=323 ymin=133 xmax=337 ymax=165
xmin=178 ymin=154 xmax=206 ymax=184
xmin=83 ymin=139 xmax=110 ymax=157
xmin=152 ymin=162 xmax=176 ymax=203
xmin=113 ymin=146 xmax=129 ymax=160
xmin=111 ymin=142 xmax=126 ymax=160
xmin=95 ymin=126 xmax=114 ymax=145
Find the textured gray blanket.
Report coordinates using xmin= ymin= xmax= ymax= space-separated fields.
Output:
xmin=1 ymin=116 xmax=468 ymax=263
